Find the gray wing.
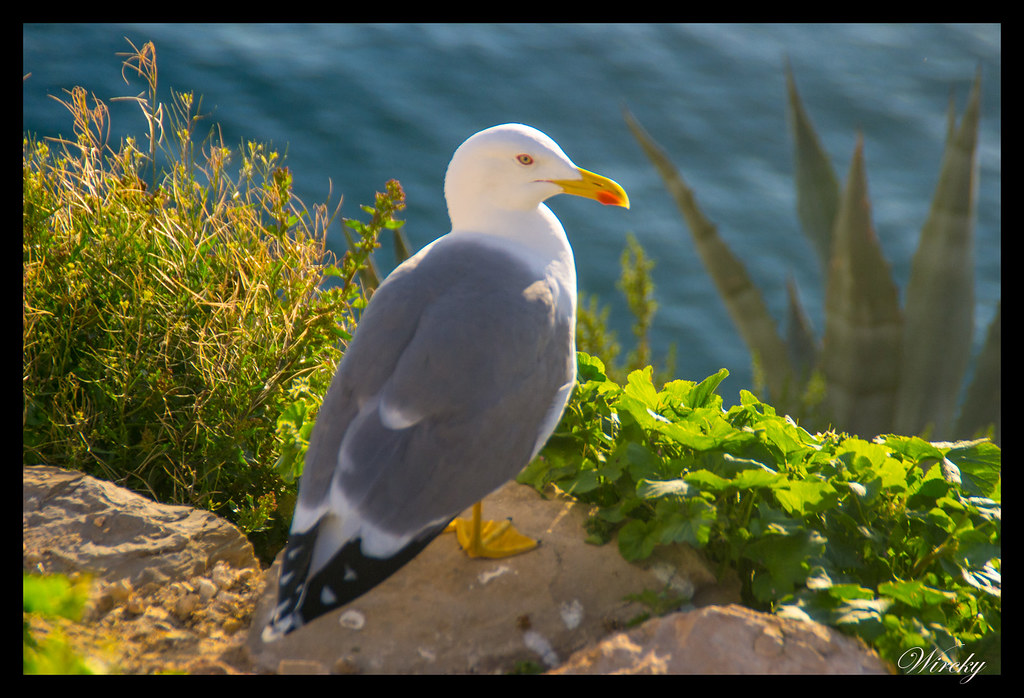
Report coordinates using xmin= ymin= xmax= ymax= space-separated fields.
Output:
xmin=263 ymin=239 xmax=575 ymax=639
xmin=296 ymin=239 xmax=573 ymax=549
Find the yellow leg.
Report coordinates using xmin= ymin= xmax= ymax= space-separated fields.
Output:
xmin=445 ymin=501 xmax=537 ymax=558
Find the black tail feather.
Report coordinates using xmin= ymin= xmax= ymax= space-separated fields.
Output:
xmin=265 ymin=519 xmax=452 ymax=639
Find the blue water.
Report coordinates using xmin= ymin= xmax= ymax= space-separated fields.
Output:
xmin=23 ymin=23 xmax=1001 ymax=402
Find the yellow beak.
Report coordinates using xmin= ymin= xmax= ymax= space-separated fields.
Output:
xmin=549 ymin=167 xmax=630 ymax=209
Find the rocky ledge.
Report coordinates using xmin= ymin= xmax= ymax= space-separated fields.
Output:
xmin=23 ymin=465 xmax=891 ymax=674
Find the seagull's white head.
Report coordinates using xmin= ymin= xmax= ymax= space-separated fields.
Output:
xmin=444 ymin=123 xmax=628 ymax=232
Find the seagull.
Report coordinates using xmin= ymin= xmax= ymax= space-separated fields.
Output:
xmin=263 ymin=123 xmax=628 ymax=640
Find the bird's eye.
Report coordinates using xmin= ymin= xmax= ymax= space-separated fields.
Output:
xmin=516 ymin=154 xmax=534 ymax=165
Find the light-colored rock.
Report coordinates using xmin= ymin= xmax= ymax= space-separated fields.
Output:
xmin=23 ymin=465 xmax=266 ymax=674
xmin=23 ymin=465 xmax=258 ymax=586
xmin=247 ymin=480 xmax=737 ymax=674
xmin=196 ymin=577 xmax=219 ymax=602
xmin=549 ymin=604 xmax=893 ymax=674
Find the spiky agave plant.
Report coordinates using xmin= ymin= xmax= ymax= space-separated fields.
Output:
xmin=625 ymin=67 xmax=998 ymax=443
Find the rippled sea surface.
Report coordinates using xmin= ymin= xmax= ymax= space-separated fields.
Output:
xmin=23 ymin=23 xmax=1001 ymax=399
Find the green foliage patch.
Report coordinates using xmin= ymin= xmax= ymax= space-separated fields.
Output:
xmin=523 ymin=352 xmax=1000 ymax=672
xmin=24 ymin=573 xmax=97 ymax=674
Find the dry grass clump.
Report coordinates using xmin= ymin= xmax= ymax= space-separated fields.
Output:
xmin=23 ymin=40 xmax=405 ymax=556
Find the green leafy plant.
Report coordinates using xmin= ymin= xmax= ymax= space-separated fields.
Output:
xmin=625 ymin=67 xmax=999 ymax=443
xmin=22 ymin=41 xmax=404 ymax=559
xmin=525 ymin=352 xmax=1000 ymax=672
xmin=24 ymin=573 xmax=100 ymax=674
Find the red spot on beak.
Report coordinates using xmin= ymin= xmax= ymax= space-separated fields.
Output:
xmin=596 ymin=191 xmax=621 ymax=206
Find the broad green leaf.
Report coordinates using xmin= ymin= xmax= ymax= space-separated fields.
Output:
xmin=564 ymin=468 xmax=602 ymax=494
xmin=750 ymin=501 xmax=806 ymax=537
xmin=618 ymin=519 xmax=658 ymax=561
xmin=576 ymin=351 xmax=608 ymax=381
xmin=747 ymin=528 xmax=827 ymax=601
xmin=719 ymin=452 xmax=783 ymax=489
xmin=837 ymin=438 xmax=912 ymax=491
xmin=760 ymin=416 xmax=815 ymax=460
xmin=875 ymin=459 xmax=911 ymax=492
xmin=686 ymin=368 xmax=729 ymax=408
xmin=951 ymin=525 xmax=1000 ymax=563
xmin=908 ymin=474 xmax=951 ymax=508
xmin=683 ymin=469 xmax=732 ymax=493
xmin=882 ymin=435 xmax=945 ymax=463
xmin=821 ymin=136 xmax=903 ymax=439
xmin=624 ymin=366 xmax=658 ymax=406
xmin=657 ymin=505 xmax=714 ymax=547
xmin=739 ymin=389 xmax=762 ymax=407
xmin=660 ymin=378 xmax=697 ymax=406
xmin=594 ymin=452 xmax=626 ymax=482
xmin=654 ymin=420 xmax=725 ymax=451
xmin=718 ymin=453 xmax=776 ymax=476
xmin=775 ymin=479 xmax=840 ymax=516
xmin=619 ymin=367 xmax=663 ymax=430
xmin=732 ymin=468 xmax=785 ymax=490
xmin=945 ymin=439 xmax=1001 ymax=500
xmin=927 ymin=506 xmax=957 ymax=532
xmin=838 ymin=437 xmax=892 ymax=469
xmin=896 ymin=72 xmax=982 ymax=438
xmin=879 ymin=580 xmax=958 ymax=609
xmin=623 ymin=442 xmax=666 ymax=483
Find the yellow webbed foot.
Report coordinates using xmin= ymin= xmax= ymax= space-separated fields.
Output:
xmin=445 ymin=501 xmax=538 ymax=558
